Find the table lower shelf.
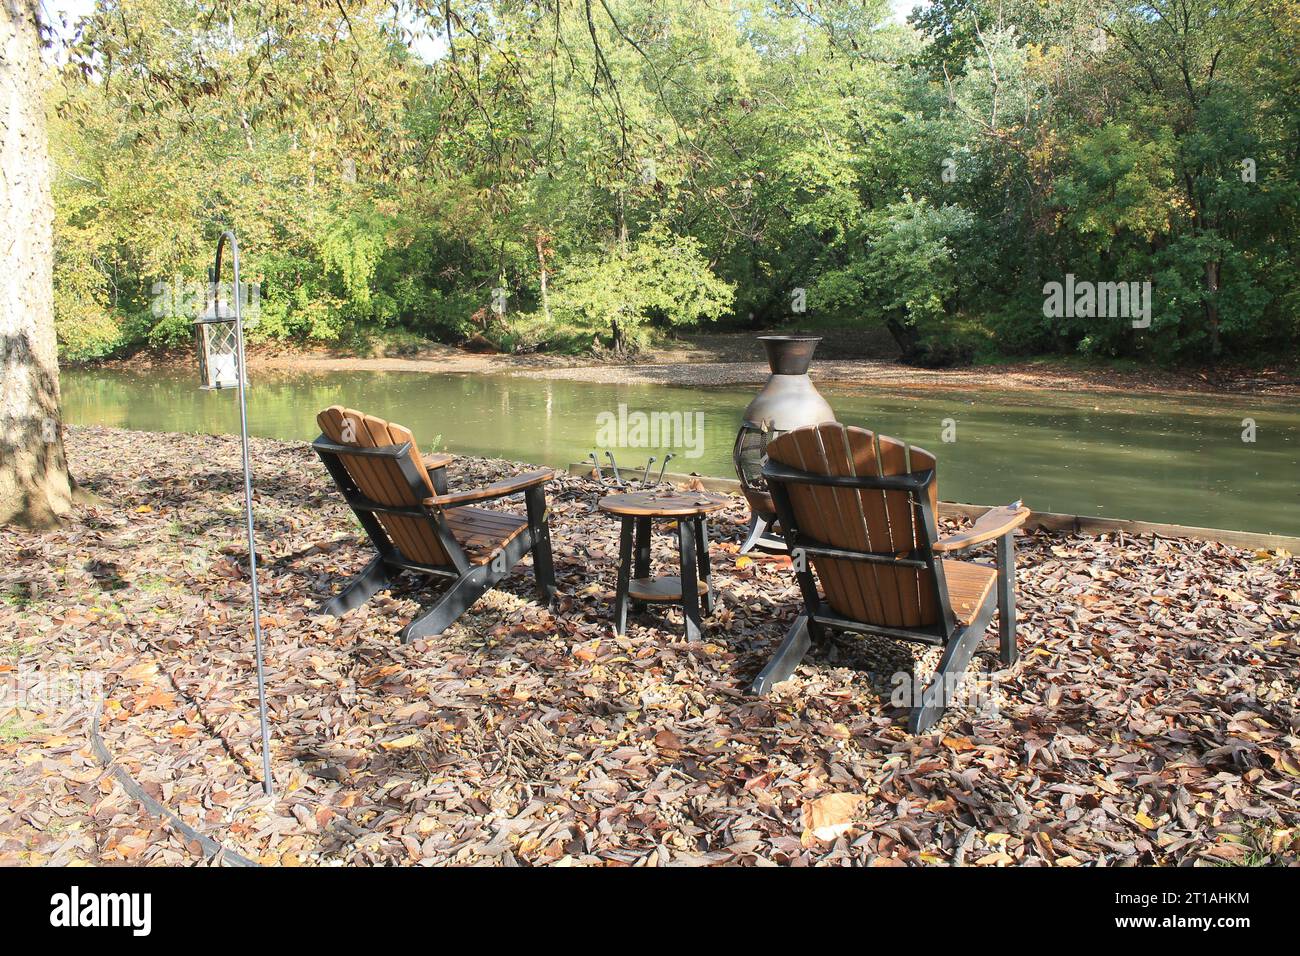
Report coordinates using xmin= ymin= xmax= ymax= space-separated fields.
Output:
xmin=629 ymin=575 xmax=709 ymax=603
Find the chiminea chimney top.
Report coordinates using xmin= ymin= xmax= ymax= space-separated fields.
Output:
xmin=756 ymin=334 xmax=821 ymax=376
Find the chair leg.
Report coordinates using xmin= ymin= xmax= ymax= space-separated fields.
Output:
xmin=533 ymin=539 xmax=557 ymax=603
xmin=524 ymin=486 xmax=557 ymax=603
xmin=400 ymin=567 xmax=491 ymax=644
xmin=996 ymin=532 xmax=1018 ymax=666
xmin=750 ymin=613 xmax=811 ymax=695
xmin=908 ymin=613 xmax=990 ymax=734
xmin=320 ymin=556 xmax=391 ymax=616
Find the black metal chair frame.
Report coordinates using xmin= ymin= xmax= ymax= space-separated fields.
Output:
xmin=313 ymin=437 xmax=556 ymax=643
xmin=751 ymin=459 xmax=1018 ymax=733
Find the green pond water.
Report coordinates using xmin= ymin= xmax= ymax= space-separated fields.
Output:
xmin=60 ymin=367 xmax=1299 ymax=536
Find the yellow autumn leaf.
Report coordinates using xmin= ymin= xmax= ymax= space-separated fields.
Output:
xmin=1134 ymin=811 xmax=1156 ymax=830
xmin=380 ymin=733 xmax=423 ymax=751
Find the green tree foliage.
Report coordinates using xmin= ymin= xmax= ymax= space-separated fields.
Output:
xmin=543 ymin=226 xmax=734 ymax=353
xmin=814 ymin=197 xmax=976 ymax=364
xmin=47 ymin=0 xmax=1300 ymax=365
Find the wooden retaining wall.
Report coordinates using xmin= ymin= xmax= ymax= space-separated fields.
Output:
xmin=565 ymin=463 xmax=1300 ymax=553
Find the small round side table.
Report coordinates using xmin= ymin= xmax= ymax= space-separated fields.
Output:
xmin=597 ymin=489 xmax=729 ymax=641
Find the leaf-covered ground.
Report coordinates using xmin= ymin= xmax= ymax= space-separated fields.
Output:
xmin=1 ymin=426 xmax=1297 ymax=866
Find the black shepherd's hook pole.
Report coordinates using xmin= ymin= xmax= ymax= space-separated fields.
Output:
xmin=212 ymin=230 xmax=274 ymax=798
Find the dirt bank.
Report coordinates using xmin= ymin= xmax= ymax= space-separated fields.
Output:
xmin=83 ymin=331 xmax=1300 ymax=397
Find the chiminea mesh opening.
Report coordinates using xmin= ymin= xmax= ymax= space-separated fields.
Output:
xmin=733 ymin=423 xmax=773 ymax=494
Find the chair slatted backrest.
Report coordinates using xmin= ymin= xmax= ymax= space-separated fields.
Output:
xmin=767 ymin=423 xmax=943 ymax=628
xmin=317 ymin=405 xmax=452 ymax=568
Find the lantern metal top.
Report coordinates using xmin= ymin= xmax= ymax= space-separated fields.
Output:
xmin=195 ymin=298 xmax=237 ymax=325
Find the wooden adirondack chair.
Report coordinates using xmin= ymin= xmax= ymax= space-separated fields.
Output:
xmin=312 ymin=405 xmax=557 ymax=642
xmin=750 ymin=422 xmax=1029 ymax=733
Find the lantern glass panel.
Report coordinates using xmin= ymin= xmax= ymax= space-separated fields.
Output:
xmin=196 ymin=315 xmax=242 ymax=390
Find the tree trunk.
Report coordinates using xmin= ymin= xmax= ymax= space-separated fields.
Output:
xmin=1 ymin=1 xmax=74 ymax=529
xmin=615 ymin=192 xmax=627 ymax=250
xmin=1204 ymin=259 xmax=1221 ymax=359
xmin=884 ymin=314 xmax=922 ymax=362
xmin=536 ymin=233 xmax=552 ymax=323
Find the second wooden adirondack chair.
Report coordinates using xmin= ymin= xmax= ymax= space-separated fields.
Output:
xmin=750 ymin=422 xmax=1029 ymax=733
xmin=312 ymin=405 xmax=557 ymax=642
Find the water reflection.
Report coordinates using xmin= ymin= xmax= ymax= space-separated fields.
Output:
xmin=61 ymin=367 xmax=1300 ymax=534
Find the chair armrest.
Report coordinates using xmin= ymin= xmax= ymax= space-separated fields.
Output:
xmin=932 ymin=502 xmax=1029 ymax=554
xmin=423 ymin=469 xmax=555 ymax=508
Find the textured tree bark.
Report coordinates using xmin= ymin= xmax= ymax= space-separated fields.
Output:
xmin=1204 ymin=259 xmax=1221 ymax=359
xmin=536 ymin=231 xmax=552 ymax=323
xmin=0 ymin=1 xmax=74 ymax=528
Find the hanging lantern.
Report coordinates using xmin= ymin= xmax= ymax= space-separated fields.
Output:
xmin=193 ymin=296 xmax=244 ymax=390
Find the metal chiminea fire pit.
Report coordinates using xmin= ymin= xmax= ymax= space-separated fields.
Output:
xmin=732 ymin=334 xmax=836 ymax=552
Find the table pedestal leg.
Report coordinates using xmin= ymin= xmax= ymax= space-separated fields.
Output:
xmin=695 ymin=516 xmax=713 ymax=614
xmin=632 ymin=515 xmax=651 ymax=612
xmin=678 ymin=517 xmax=702 ymax=641
xmin=614 ymin=516 xmax=633 ymax=635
